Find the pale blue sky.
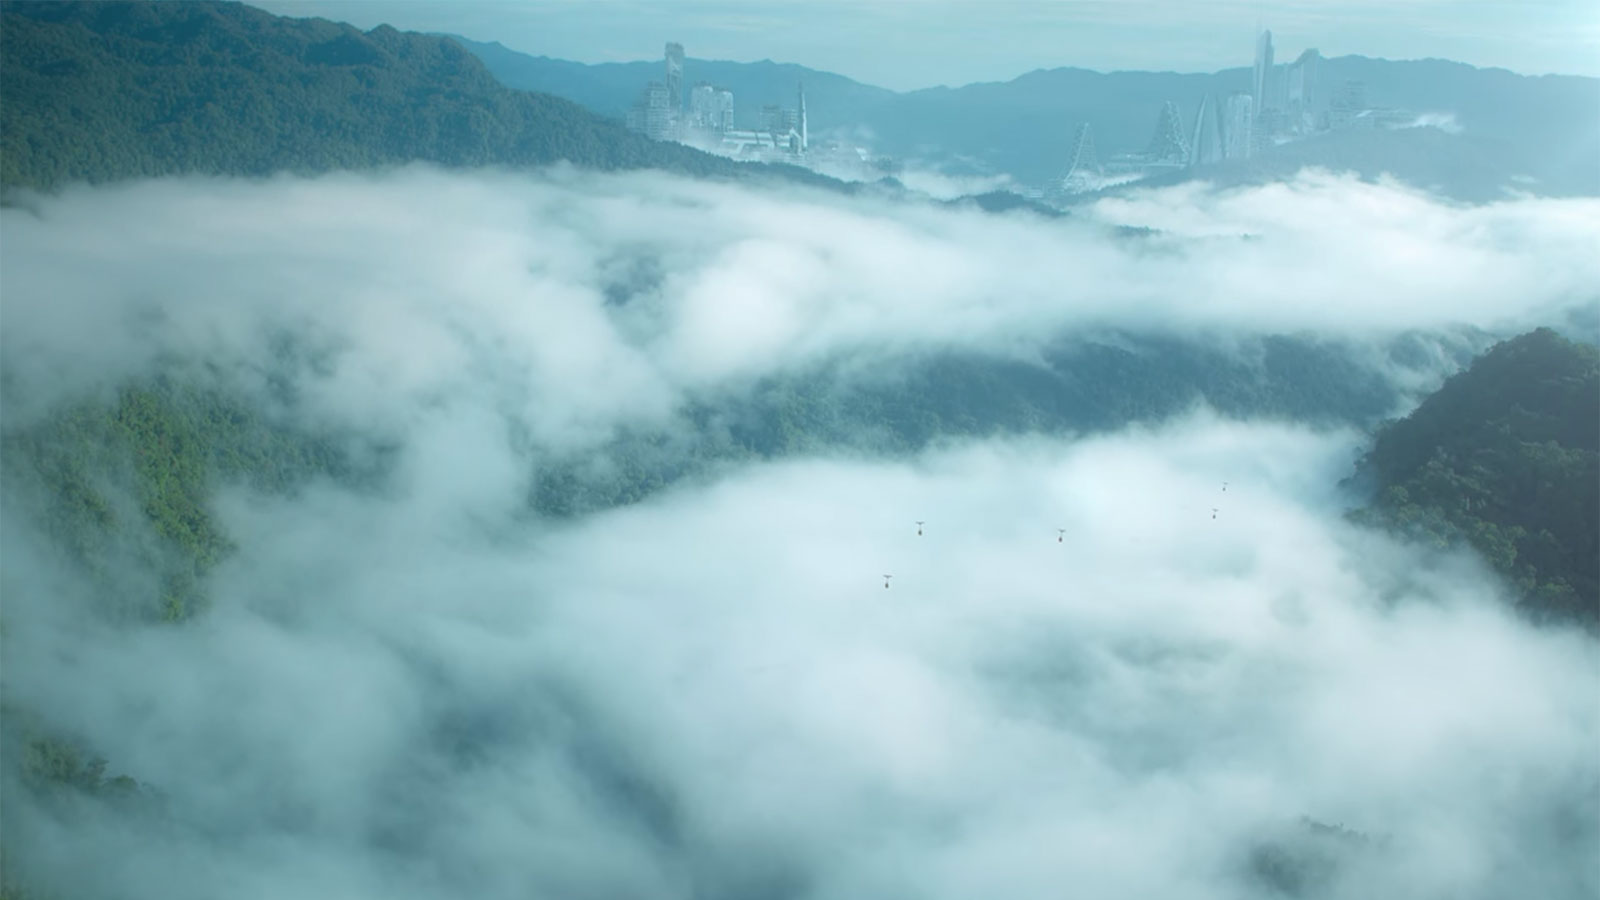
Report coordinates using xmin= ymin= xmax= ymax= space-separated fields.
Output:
xmin=252 ymin=0 xmax=1600 ymax=89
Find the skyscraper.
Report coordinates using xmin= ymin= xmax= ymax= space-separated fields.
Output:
xmin=1188 ymin=95 xmax=1222 ymax=167
xmin=624 ymin=81 xmax=676 ymax=140
xmin=1222 ymin=93 xmax=1253 ymax=160
xmin=630 ymin=81 xmax=674 ymax=140
xmin=1253 ymin=30 xmax=1276 ymax=111
xmin=797 ymin=82 xmax=808 ymax=152
xmin=664 ymin=42 xmax=684 ymax=113
xmin=688 ymin=82 xmax=720 ymax=132
xmin=1059 ymin=122 xmax=1101 ymax=193
xmin=1281 ymin=49 xmax=1325 ymax=134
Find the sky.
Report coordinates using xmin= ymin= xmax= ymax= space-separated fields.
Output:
xmin=249 ymin=0 xmax=1600 ymax=89
xmin=2 ymin=165 xmax=1598 ymax=898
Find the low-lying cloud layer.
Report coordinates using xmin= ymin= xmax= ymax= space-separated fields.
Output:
xmin=2 ymin=167 xmax=1597 ymax=899
xmin=6 ymin=416 xmax=1596 ymax=899
xmin=3 ymin=166 xmax=1595 ymax=440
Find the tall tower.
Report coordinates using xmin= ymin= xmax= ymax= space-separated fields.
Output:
xmin=664 ymin=42 xmax=685 ymax=112
xmin=1252 ymin=30 xmax=1274 ymax=112
xmin=797 ymin=82 xmax=808 ymax=152
xmin=1222 ymin=93 xmax=1254 ymax=159
xmin=1059 ymin=122 xmax=1101 ymax=193
xmin=1188 ymin=95 xmax=1222 ymax=167
xmin=1145 ymin=100 xmax=1190 ymax=165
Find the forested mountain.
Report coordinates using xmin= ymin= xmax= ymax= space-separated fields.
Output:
xmin=1350 ymin=328 xmax=1600 ymax=626
xmin=0 ymin=0 xmax=765 ymax=190
xmin=466 ymin=38 xmax=1600 ymax=197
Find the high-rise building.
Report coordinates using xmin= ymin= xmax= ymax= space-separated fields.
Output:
xmin=1284 ymin=48 xmax=1323 ymax=132
xmin=1252 ymin=30 xmax=1275 ymax=112
xmin=1189 ymin=94 xmax=1223 ymax=166
xmin=688 ymin=82 xmax=721 ymax=132
xmin=630 ymin=42 xmax=687 ymax=141
xmin=715 ymin=89 xmax=734 ymax=132
xmin=797 ymin=83 xmax=808 ymax=152
xmin=645 ymin=81 xmax=674 ymax=140
xmin=1221 ymin=93 xmax=1253 ymax=160
xmin=1059 ymin=122 xmax=1101 ymax=193
xmin=664 ymin=42 xmax=684 ymax=112
xmin=626 ymin=81 xmax=676 ymax=141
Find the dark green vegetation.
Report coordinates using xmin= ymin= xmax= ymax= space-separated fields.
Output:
xmin=1 ymin=376 xmax=377 ymax=623
xmin=1350 ymin=328 xmax=1600 ymax=626
xmin=0 ymin=375 xmax=379 ymax=895
xmin=1247 ymin=818 xmax=1389 ymax=898
xmin=4 ymin=705 xmax=146 ymax=801
xmin=0 ymin=0 xmax=763 ymax=191
xmin=462 ymin=38 xmax=1600 ymax=197
xmin=0 ymin=706 xmax=156 ymax=900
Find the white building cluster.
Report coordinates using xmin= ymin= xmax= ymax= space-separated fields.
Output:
xmin=626 ymin=42 xmax=819 ymax=164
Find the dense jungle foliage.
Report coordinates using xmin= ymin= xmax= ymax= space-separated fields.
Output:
xmin=1350 ymin=328 xmax=1600 ymax=626
xmin=0 ymin=0 xmax=756 ymax=191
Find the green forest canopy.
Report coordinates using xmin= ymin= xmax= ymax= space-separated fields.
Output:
xmin=0 ymin=0 xmax=795 ymax=190
xmin=1350 ymin=327 xmax=1600 ymax=627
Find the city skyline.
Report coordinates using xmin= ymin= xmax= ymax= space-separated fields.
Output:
xmin=619 ymin=28 xmax=1411 ymax=197
xmin=250 ymin=0 xmax=1600 ymax=90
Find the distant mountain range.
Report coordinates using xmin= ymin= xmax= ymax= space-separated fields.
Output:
xmin=456 ymin=36 xmax=1600 ymax=200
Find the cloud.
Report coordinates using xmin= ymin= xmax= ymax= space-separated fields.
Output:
xmin=5 ymin=413 xmax=1596 ymax=898
xmin=1399 ymin=112 xmax=1465 ymax=134
xmin=893 ymin=168 xmax=1019 ymax=201
xmin=2 ymin=166 xmax=1595 ymax=437
xmin=1 ymin=165 xmax=1597 ymax=898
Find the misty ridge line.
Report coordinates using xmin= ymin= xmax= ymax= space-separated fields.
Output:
xmin=1 ymin=166 xmax=1594 ymax=520
xmin=491 ymin=48 xmax=1595 ymax=95
xmin=0 ymin=165 xmax=1592 ymax=641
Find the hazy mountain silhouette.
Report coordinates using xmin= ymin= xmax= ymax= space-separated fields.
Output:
xmin=459 ymin=36 xmax=1599 ymax=198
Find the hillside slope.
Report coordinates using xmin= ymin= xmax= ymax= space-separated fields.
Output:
xmin=1350 ymin=328 xmax=1600 ymax=626
xmin=0 ymin=0 xmax=752 ymax=190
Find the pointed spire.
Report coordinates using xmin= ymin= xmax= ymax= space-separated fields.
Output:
xmin=1145 ymin=100 xmax=1189 ymax=165
xmin=1059 ymin=122 xmax=1101 ymax=193
xmin=797 ymin=81 xmax=807 ymax=152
